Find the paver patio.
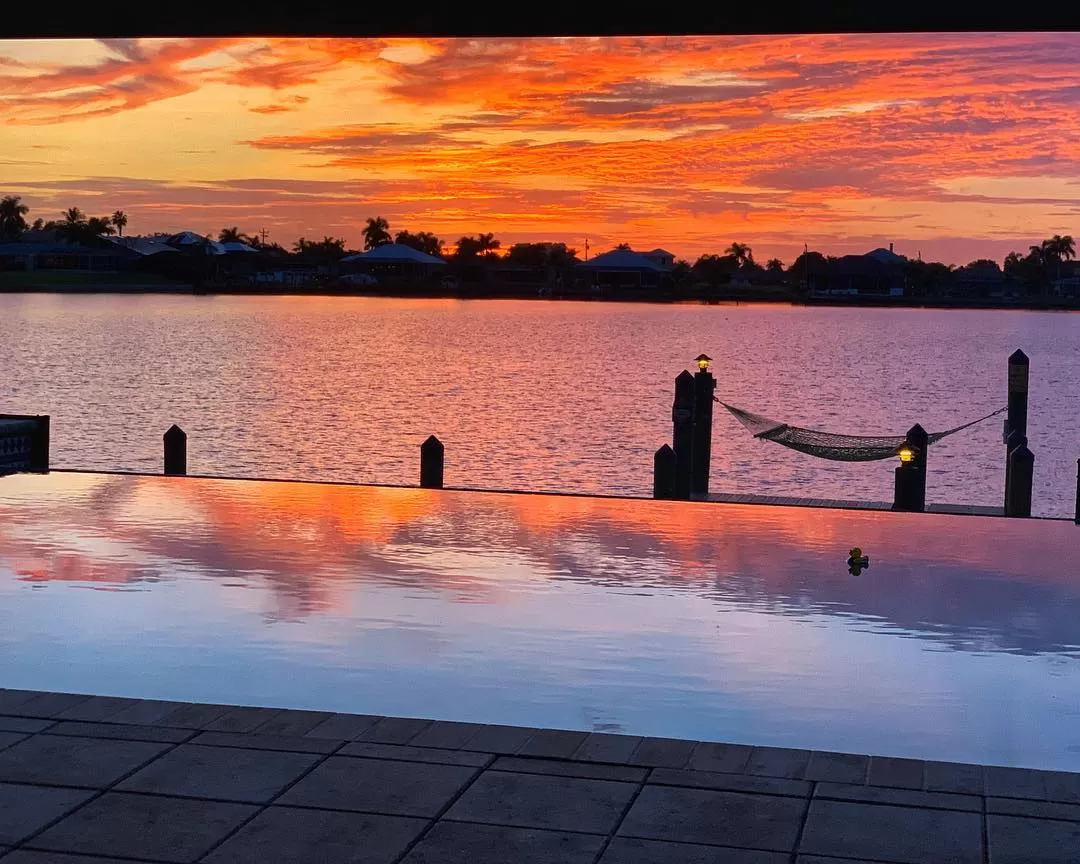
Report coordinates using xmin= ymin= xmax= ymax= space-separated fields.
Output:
xmin=2 ymin=688 xmax=1080 ymax=863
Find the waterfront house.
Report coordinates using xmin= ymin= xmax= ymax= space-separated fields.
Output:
xmin=340 ymin=243 xmax=446 ymax=285
xmin=643 ymin=248 xmax=676 ymax=269
xmin=0 ymin=230 xmax=132 ymax=273
xmin=810 ymin=247 xmax=906 ymax=298
xmin=576 ymin=248 xmax=669 ymax=292
xmin=952 ymin=262 xmax=1005 ymax=298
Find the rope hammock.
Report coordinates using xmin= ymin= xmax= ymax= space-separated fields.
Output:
xmin=718 ymin=401 xmax=1007 ymax=462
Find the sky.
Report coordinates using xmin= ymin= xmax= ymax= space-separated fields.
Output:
xmin=1 ymin=34 xmax=1079 ymax=265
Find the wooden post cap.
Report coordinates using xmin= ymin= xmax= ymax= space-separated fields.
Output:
xmin=1009 ymin=349 xmax=1029 ymax=365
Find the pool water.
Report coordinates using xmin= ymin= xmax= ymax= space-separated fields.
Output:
xmin=2 ymin=471 xmax=1079 ymax=771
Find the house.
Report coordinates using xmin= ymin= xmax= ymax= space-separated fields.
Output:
xmin=811 ymin=252 xmax=905 ymax=298
xmin=576 ymin=248 xmax=668 ymax=290
xmin=340 ymin=243 xmax=446 ymax=284
xmin=952 ymin=262 xmax=1004 ymax=298
xmin=0 ymin=232 xmax=132 ymax=272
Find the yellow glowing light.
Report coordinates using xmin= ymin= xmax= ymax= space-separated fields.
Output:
xmin=897 ymin=445 xmax=916 ymax=464
xmin=695 ymin=354 xmax=713 ymax=372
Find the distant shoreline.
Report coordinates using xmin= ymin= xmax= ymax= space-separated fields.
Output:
xmin=2 ymin=282 xmax=1078 ymax=311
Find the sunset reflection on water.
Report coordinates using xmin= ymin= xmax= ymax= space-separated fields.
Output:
xmin=2 ymin=471 xmax=1079 ymax=770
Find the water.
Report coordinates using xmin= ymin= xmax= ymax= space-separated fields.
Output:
xmin=1 ymin=294 xmax=1078 ymax=516
xmin=2 ymin=471 xmax=1080 ymax=770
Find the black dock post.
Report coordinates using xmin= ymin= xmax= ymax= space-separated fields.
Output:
xmin=1005 ymin=437 xmax=1034 ymax=517
xmin=420 ymin=435 xmax=444 ymax=489
xmin=163 ymin=425 xmax=187 ymax=476
xmin=672 ymin=370 xmax=695 ymax=500
xmin=1075 ymin=458 xmax=1079 ymax=525
xmin=691 ymin=355 xmax=716 ymax=497
xmin=1005 ymin=350 xmax=1029 ymax=506
xmin=29 ymin=415 xmax=49 ymax=472
xmin=893 ymin=424 xmax=928 ymax=512
xmin=653 ymin=444 xmax=676 ymax=499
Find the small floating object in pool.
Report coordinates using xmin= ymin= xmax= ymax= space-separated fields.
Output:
xmin=847 ymin=547 xmax=870 ymax=575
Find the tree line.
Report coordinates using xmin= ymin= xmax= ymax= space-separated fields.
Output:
xmin=2 ymin=197 xmax=1075 ymax=291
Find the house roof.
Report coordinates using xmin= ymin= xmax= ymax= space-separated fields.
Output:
xmin=577 ymin=249 xmax=666 ymax=271
xmin=340 ymin=243 xmax=446 ymax=265
xmin=646 ymin=248 xmax=675 ymax=257
xmin=108 ymin=236 xmax=179 ymax=256
xmin=221 ymin=241 xmax=259 ymax=253
xmin=165 ymin=232 xmax=227 ymax=255
xmin=866 ymin=247 xmax=907 ymax=264
xmin=0 ymin=241 xmax=117 ymax=256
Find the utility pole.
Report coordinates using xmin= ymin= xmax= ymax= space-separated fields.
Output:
xmin=260 ymin=228 xmax=269 ymax=246
xmin=584 ymin=237 xmax=589 ymax=261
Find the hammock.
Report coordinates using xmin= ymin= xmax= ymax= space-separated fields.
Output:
xmin=719 ymin=401 xmax=1007 ymax=462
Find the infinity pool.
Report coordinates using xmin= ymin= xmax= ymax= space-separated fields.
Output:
xmin=2 ymin=471 xmax=1079 ymax=771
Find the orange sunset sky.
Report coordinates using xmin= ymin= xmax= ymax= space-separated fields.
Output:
xmin=2 ymin=34 xmax=1079 ymax=265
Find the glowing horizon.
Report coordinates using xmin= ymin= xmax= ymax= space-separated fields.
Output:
xmin=2 ymin=34 xmax=1079 ymax=265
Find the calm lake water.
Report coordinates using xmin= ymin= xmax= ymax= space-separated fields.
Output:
xmin=1 ymin=294 xmax=1078 ymax=516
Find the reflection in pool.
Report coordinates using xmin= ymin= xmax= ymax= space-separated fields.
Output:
xmin=2 ymin=471 xmax=1079 ymax=770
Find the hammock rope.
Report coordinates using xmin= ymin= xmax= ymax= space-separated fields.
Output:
xmin=717 ymin=400 xmax=1007 ymax=462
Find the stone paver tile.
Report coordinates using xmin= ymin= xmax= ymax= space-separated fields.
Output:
xmin=1044 ymin=771 xmax=1080 ymax=804
xmin=0 ymin=691 xmax=39 ymax=713
xmin=280 ymin=756 xmax=477 ymax=817
xmin=0 ymin=783 xmax=95 ymax=845
xmin=305 ymin=713 xmax=383 ymax=740
xmin=28 ymin=792 xmax=257 ymax=863
xmin=202 ymin=806 xmax=425 ymax=864
xmin=3 ymin=693 xmax=92 ymax=719
xmin=54 ymin=696 xmax=139 ymax=724
xmin=985 ymin=765 xmax=1047 ymax=800
xmin=600 ymin=837 xmax=787 ymax=864
xmin=745 ymin=747 xmax=811 ymax=779
xmin=815 ymin=782 xmax=980 ymax=811
xmin=204 ymin=706 xmax=284 ymax=734
xmin=987 ymin=797 xmax=1080 ymax=821
xmin=0 ymin=735 xmax=169 ymax=787
xmin=105 ymin=700 xmax=188 ymax=726
xmin=45 ymin=721 xmax=193 ymax=743
xmin=193 ymin=731 xmax=341 ymax=755
xmin=399 ymin=821 xmax=603 ymax=864
xmin=408 ymin=721 xmax=484 ymax=750
xmin=445 ymin=771 xmax=636 ymax=834
xmin=619 ymin=785 xmax=805 ymax=851
xmin=649 ymin=767 xmax=811 ymax=798
xmin=1 ymin=853 xmax=140 ymax=863
xmin=356 ymin=717 xmax=433 ymax=746
xmin=799 ymin=799 xmax=982 ymax=864
xmin=515 ymin=729 xmax=589 ymax=759
xmin=158 ymin=703 xmax=234 ymax=729
xmin=988 ymin=814 xmax=1080 ymax=864
xmin=118 ymin=743 xmax=319 ymax=803
xmin=688 ymin=741 xmax=753 ymax=774
xmin=341 ymin=742 xmax=491 ymax=767
xmin=461 ymin=724 xmax=538 ymax=754
xmin=805 ymin=751 xmax=869 ymax=784
xmin=627 ymin=737 xmax=694 ymax=769
xmin=0 ymin=717 xmax=53 ymax=734
xmin=924 ymin=760 xmax=985 ymax=795
xmin=0 ymin=732 xmax=27 ymax=752
xmin=867 ymin=756 xmax=924 ymax=789
xmin=796 ymin=858 xmax=895 ymax=864
xmin=251 ymin=709 xmax=331 ymax=737
xmin=572 ymin=733 xmax=641 ymax=764
xmin=492 ymin=756 xmax=645 ymax=783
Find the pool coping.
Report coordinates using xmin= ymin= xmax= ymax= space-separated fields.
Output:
xmin=1 ymin=689 xmax=1079 ymax=863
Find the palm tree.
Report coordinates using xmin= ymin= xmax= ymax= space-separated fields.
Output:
xmin=726 ymin=242 xmax=753 ymax=268
xmin=0 ymin=195 xmax=30 ymax=240
xmin=362 ymin=216 xmax=391 ymax=250
xmin=219 ymin=227 xmax=243 ymax=243
xmin=111 ymin=210 xmax=128 ymax=237
xmin=56 ymin=207 xmax=87 ymax=243
xmin=86 ymin=216 xmax=115 ymax=237
xmin=766 ymin=258 xmax=784 ymax=273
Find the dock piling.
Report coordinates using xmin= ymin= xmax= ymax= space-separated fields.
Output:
xmin=163 ymin=425 xmax=187 ymax=476
xmin=420 ymin=435 xmax=444 ymax=489
xmin=691 ymin=356 xmax=716 ymax=497
xmin=1005 ymin=350 xmax=1029 ymax=507
xmin=893 ymin=424 xmax=928 ymax=512
xmin=653 ymin=444 xmax=676 ymax=499
xmin=1005 ymin=439 xmax=1034 ymax=517
xmin=672 ymin=371 xmax=695 ymax=500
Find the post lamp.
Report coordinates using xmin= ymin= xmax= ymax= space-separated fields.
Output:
xmin=690 ymin=354 xmax=716 ymax=497
xmin=893 ymin=437 xmax=925 ymax=512
xmin=695 ymin=354 xmax=713 ymax=372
